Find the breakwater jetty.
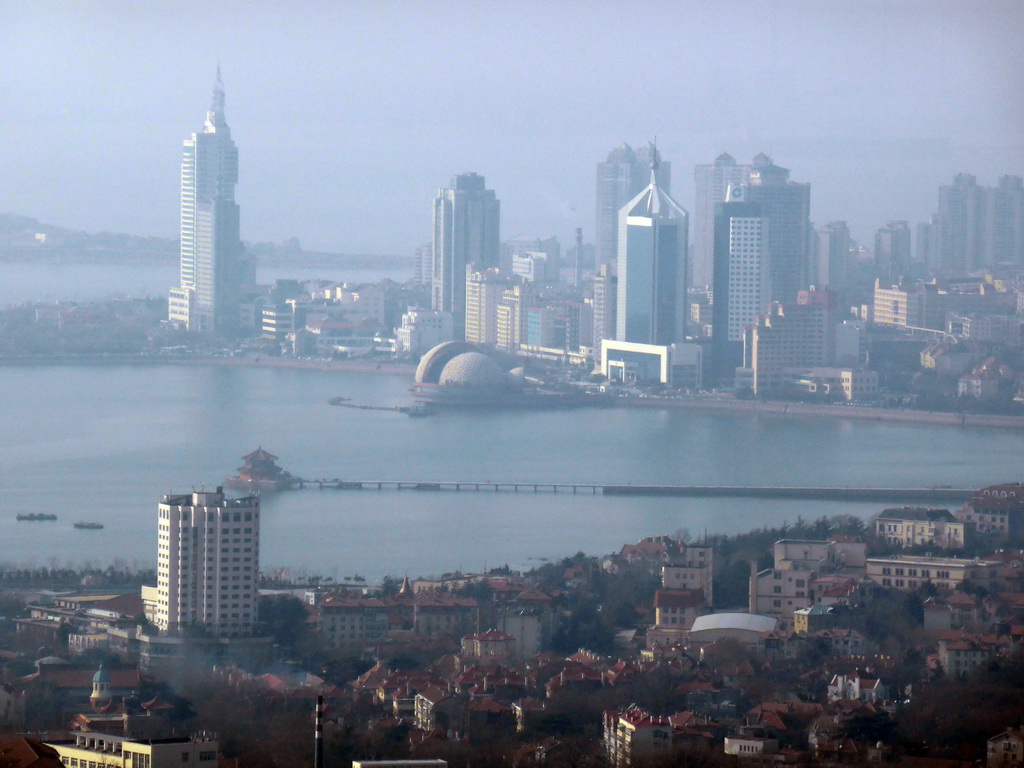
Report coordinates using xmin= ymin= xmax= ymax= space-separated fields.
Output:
xmin=291 ymin=479 xmax=973 ymax=503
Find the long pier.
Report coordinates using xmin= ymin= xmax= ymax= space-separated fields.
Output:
xmin=292 ymin=479 xmax=973 ymax=502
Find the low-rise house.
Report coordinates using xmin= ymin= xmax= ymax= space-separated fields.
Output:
xmin=794 ymin=605 xmax=836 ymax=634
xmin=938 ymin=630 xmax=1009 ymax=675
xmin=465 ymin=698 xmax=515 ymax=743
xmin=817 ymin=628 xmax=871 ymax=657
xmin=827 ymin=669 xmax=888 ymax=703
xmin=461 ymin=630 xmax=515 ymax=661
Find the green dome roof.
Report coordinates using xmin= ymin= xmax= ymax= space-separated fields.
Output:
xmin=93 ymin=663 xmax=111 ymax=684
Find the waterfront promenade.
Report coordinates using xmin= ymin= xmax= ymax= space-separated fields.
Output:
xmin=2 ymin=353 xmax=1023 ymax=429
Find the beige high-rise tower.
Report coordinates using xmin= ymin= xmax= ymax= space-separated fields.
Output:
xmin=153 ymin=488 xmax=260 ymax=638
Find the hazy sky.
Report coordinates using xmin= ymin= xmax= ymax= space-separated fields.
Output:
xmin=2 ymin=0 xmax=1022 ymax=254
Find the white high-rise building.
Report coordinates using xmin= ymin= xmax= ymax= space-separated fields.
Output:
xmin=168 ymin=69 xmax=249 ymax=335
xmin=154 ymin=488 xmax=260 ymax=638
xmin=710 ymin=187 xmax=770 ymax=382
xmin=723 ymin=204 xmax=770 ymax=343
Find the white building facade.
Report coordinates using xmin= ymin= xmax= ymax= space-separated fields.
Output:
xmin=168 ymin=70 xmax=249 ymax=335
xmin=152 ymin=488 xmax=260 ymax=638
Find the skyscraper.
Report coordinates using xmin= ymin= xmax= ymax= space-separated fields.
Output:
xmin=431 ymin=173 xmax=500 ymax=339
xmin=168 ymin=69 xmax=250 ymax=335
xmin=615 ymin=161 xmax=688 ymax=345
xmin=596 ymin=143 xmax=670 ymax=269
xmin=711 ymin=185 xmax=770 ymax=381
xmin=153 ymin=487 xmax=260 ymax=638
xmin=743 ymin=154 xmax=812 ymax=304
xmin=693 ymin=153 xmax=755 ymax=287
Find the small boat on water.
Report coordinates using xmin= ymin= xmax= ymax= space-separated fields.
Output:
xmin=403 ymin=402 xmax=437 ymax=417
xmin=17 ymin=513 xmax=58 ymax=521
xmin=74 ymin=521 xmax=104 ymax=530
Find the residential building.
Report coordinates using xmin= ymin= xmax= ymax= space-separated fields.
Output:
xmin=874 ymin=507 xmax=972 ymax=551
xmin=866 ymin=554 xmax=1002 ymax=592
xmin=596 ymin=143 xmax=669 ymax=269
xmin=413 ymin=242 xmax=433 ymax=285
xmin=988 ymin=728 xmax=1024 ymax=768
xmin=693 ymin=152 xmax=755 ymax=287
xmin=917 ymin=214 xmax=940 ymax=271
xmin=149 ymin=488 xmax=259 ymax=638
xmin=875 ymin=220 xmax=913 ymax=283
xmin=431 ymin=173 xmax=500 ymax=339
xmin=460 ymin=629 xmax=515 ymax=660
xmin=603 ymin=707 xmax=674 ymax=768
xmin=872 ymin=277 xmax=997 ymax=330
xmin=742 ymin=289 xmax=837 ymax=395
xmin=956 ymin=483 xmax=1024 ymax=539
xmin=168 ymin=70 xmax=251 ymax=335
xmin=711 ymin=188 xmax=770 ymax=381
xmin=750 ymin=538 xmax=866 ymax=630
xmin=591 ymin=264 xmax=617 ymax=364
xmin=495 ymin=282 xmax=532 ymax=352
xmin=615 ymin=161 xmax=689 ymax=345
xmin=937 ymin=174 xmax=1024 ymax=272
xmin=651 ymin=589 xmax=704 ymax=635
xmin=395 ymin=308 xmax=454 ymax=358
xmin=793 ymin=605 xmax=836 ymax=634
xmin=939 ymin=630 xmax=1007 ymax=676
xmin=939 ymin=173 xmax=986 ymax=272
xmin=815 ymin=221 xmax=852 ymax=293
xmin=464 ymin=268 xmax=509 ymax=345
xmin=501 ymin=236 xmax=559 ymax=279
xmin=662 ymin=544 xmax=714 ymax=605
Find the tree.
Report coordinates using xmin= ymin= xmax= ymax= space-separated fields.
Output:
xmin=258 ymin=594 xmax=312 ymax=654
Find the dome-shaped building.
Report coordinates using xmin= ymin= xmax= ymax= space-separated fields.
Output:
xmin=414 ymin=341 xmax=479 ymax=385
xmin=438 ymin=352 xmax=509 ymax=389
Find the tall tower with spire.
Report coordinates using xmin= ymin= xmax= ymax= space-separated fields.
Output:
xmin=168 ymin=68 xmax=251 ymax=335
xmin=615 ymin=158 xmax=689 ymax=345
xmin=595 ymin=142 xmax=671 ymax=270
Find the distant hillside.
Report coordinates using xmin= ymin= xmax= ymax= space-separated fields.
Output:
xmin=0 ymin=214 xmax=178 ymax=263
xmin=0 ymin=214 xmax=411 ymax=268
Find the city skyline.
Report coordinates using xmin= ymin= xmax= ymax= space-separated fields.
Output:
xmin=2 ymin=1 xmax=1022 ymax=255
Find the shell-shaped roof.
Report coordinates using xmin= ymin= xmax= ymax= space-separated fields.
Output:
xmin=438 ymin=352 xmax=507 ymax=389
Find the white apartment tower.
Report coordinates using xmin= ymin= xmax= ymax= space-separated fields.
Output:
xmin=154 ymin=488 xmax=260 ymax=638
xmin=168 ymin=69 xmax=249 ymax=335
